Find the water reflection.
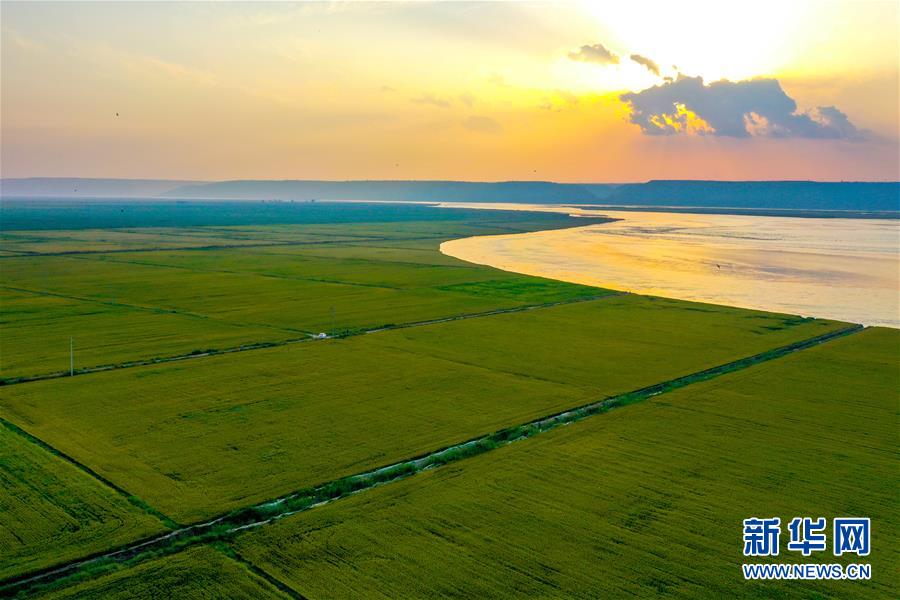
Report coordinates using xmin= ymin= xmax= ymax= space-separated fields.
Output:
xmin=441 ymin=210 xmax=899 ymax=328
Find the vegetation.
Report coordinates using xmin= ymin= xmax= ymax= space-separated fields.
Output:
xmin=0 ymin=204 xmax=891 ymax=598
xmin=0 ymin=292 xmax=843 ymax=525
xmin=0 ymin=424 xmax=165 ymax=581
xmin=233 ymin=327 xmax=898 ymax=599
xmin=1 ymin=216 xmax=605 ymax=381
xmin=33 ymin=546 xmax=288 ymax=600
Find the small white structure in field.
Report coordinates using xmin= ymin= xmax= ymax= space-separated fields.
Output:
xmin=315 ymin=332 xmax=328 ymax=339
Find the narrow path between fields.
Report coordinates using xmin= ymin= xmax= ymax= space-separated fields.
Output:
xmin=0 ymin=323 xmax=863 ymax=598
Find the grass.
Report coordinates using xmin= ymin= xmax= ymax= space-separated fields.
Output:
xmin=0 ymin=295 xmax=845 ymax=524
xmin=232 ymin=327 xmax=898 ymax=599
xmin=29 ymin=545 xmax=289 ymax=600
xmin=0 ymin=424 xmax=166 ymax=582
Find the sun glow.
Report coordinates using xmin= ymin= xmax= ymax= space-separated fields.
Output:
xmin=576 ymin=0 xmax=807 ymax=85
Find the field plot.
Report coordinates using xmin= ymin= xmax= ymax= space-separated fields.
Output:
xmin=1 ymin=220 xmax=602 ymax=380
xmin=364 ymin=294 xmax=844 ymax=391
xmin=35 ymin=546 xmax=288 ymax=600
xmin=91 ymin=247 xmax=518 ymax=289
xmin=0 ymin=425 xmax=165 ymax=581
xmin=0 ymin=296 xmax=845 ymax=523
xmin=0 ymin=287 xmax=287 ymax=379
xmin=234 ymin=327 xmax=898 ymax=600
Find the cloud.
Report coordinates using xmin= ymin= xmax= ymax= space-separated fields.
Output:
xmin=459 ymin=92 xmax=475 ymax=107
xmin=411 ymin=93 xmax=452 ymax=108
xmin=567 ymin=43 xmax=619 ymax=65
xmin=462 ymin=115 xmax=502 ymax=134
xmin=620 ymin=75 xmax=863 ymax=139
xmin=630 ymin=54 xmax=660 ymax=76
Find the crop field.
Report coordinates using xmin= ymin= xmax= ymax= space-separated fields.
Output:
xmin=0 ymin=424 xmax=165 ymax=581
xmin=0 ymin=203 xmax=892 ymax=599
xmin=363 ymin=294 xmax=844 ymax=392
xmin=0 ymin=287 xmax=291 ymax=379
xmin=36 ymin=546 xmax=288 ymax=600
xmin=233 ymin=327 xmax=898 ymax=599
xmin=0 ymin=292 xmax=845 ymax=524
xmin=1 ymin=215 xmax=605 ymax=381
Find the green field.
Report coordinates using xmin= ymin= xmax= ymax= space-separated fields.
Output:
xmin=0 ymin=204 xmax=894 ymax=598
xmin=0 ymin=424 xmax=165 ymax=581
xmin=1 ymin=219 xmax=603 ymax=381
xmin=233 ymin=327 xmax=898 ymax=599
xmin=36 ymin=546 xmax=288 ymax=600
xmin=0 ymin=294 xmax=844 ymax=524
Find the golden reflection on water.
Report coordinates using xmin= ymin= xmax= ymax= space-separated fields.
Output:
xmin=441 ymin=209 xmax=900 ymax=328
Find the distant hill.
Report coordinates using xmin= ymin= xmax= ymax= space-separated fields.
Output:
xmin=160 ymin=180 xmax=618 ymax=203
xmin=0 ymin=178 xmax=203 ymax=198
xmin=607 ymin=180 xmax=900 ymax=211
xmin=2 ymin=178 xmax=896 ymax=212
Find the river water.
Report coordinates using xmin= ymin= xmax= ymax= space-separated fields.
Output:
xmin=440 ymin=207 xmax=899 ymax=328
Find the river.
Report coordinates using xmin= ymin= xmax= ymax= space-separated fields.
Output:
xmin=440 ymin=206 xmax=899 ymax=328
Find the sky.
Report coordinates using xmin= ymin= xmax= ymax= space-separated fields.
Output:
xmin=1 ymin=0 xmax=898 ymax=182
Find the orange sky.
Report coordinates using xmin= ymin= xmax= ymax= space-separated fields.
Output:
xmin=1 ymin=1 xmax=898 ymax=182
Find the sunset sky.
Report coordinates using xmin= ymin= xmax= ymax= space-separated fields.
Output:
xmin=2 ymin=1 xmax=898 ymax=182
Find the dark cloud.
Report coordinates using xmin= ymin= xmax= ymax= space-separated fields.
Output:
xmin=568 ymin=43 xmax=619 ymax=65
xmin=620 ymin=75 xmax=863 ymax=139
xmin=462 ymin=115 xmax=502 ymax=134
xmin=411 ymin=93 xmax=452 ymax=108
xmin=630 ymin=54 xmax=660 ymax=76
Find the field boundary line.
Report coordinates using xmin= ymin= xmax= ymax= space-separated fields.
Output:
xmin=0 ymin=323 xmax=863 ymax=597
xmin=218 ymin=547 xmax=310 ymax=600
xmin=0 ymin=416 xmax=179 ymax=531
xmin=1 ymin=293 xmax=619 ymax=386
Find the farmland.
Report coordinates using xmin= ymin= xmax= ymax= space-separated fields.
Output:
xmin=35 ymin=546 xmax=288 ymax=600
xmin=1 ymin=209 xmax=605 ymax=381
xmin=0 ymin=424 xmax=165 ymax=581
xmin=0 ymin=294 xmax=845 ymax=524
xmin=0 ymin=201 xmax=894 ymax=598
xmin=233 ymin=327 xmax=898 ymax=599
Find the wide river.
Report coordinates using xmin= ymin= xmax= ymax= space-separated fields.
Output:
xmin=440 ymin=205 xmax=899 ymax=328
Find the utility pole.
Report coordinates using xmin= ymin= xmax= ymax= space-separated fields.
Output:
xmin=69 ymin=337 xmax=74 ymax=376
